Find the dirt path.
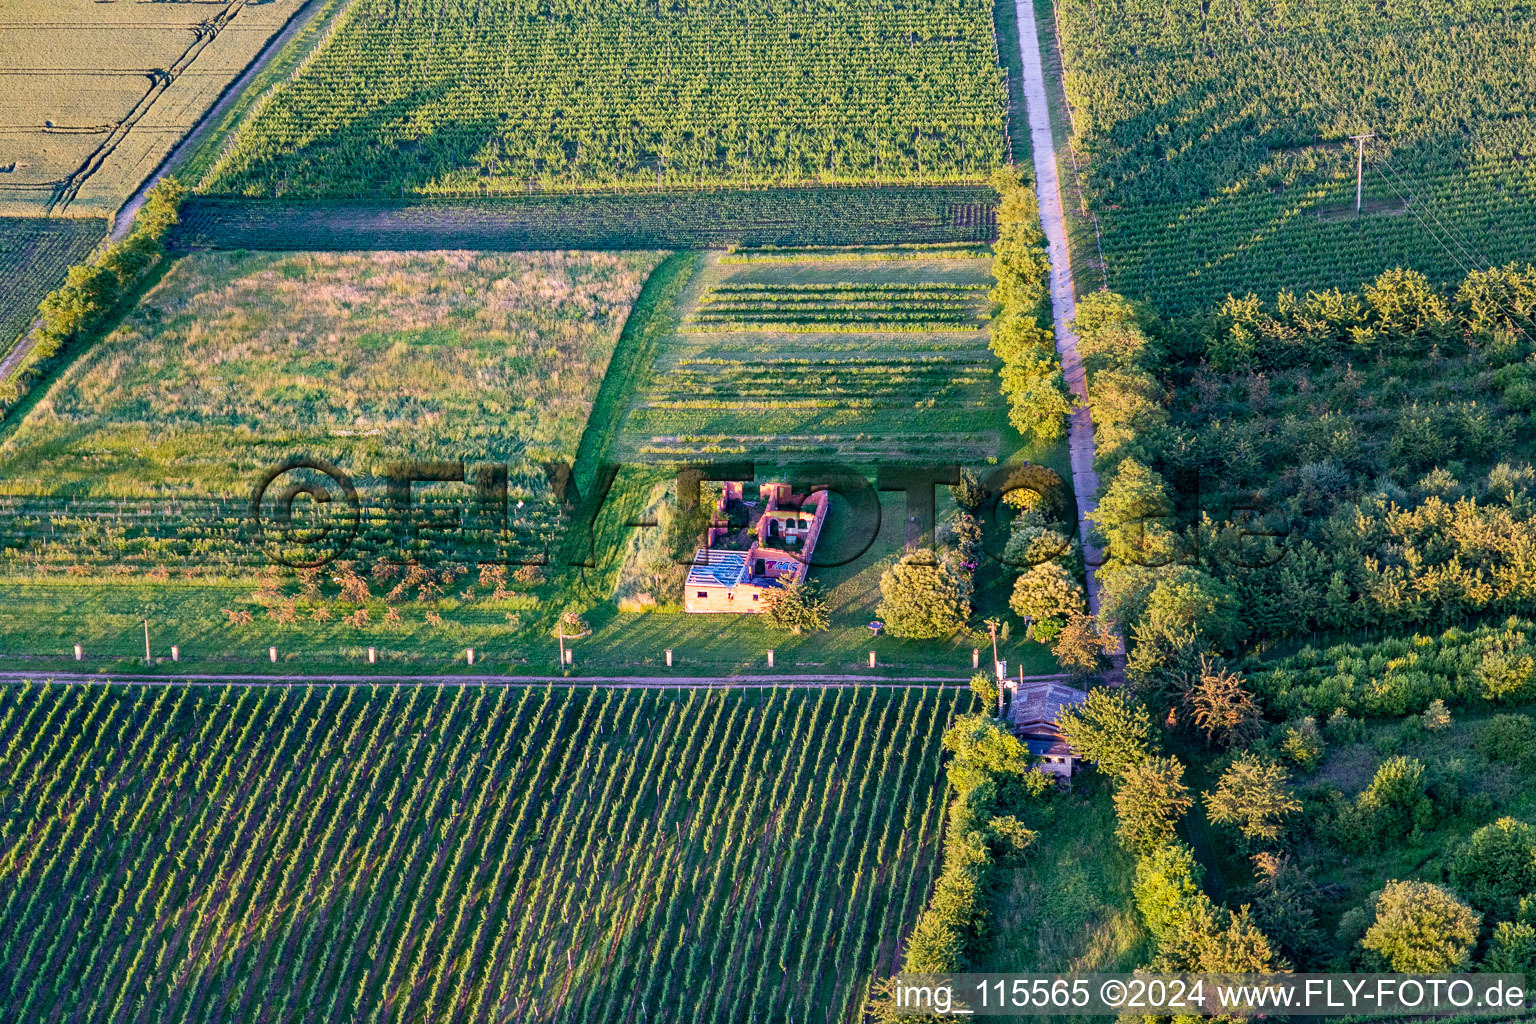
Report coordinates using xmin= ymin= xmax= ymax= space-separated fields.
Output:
xmin=1013 ymin=0 xmax=1105 ymax=614
xmin=109 ymin=0 xmax=330 ymax=241
xmin=0 ymin=320 xmax=41 ymax=381
xmin=0 ymin=670 xmax=1070 ymax=688
xmin=1015 ymin=0 xmax=1128 ymax=683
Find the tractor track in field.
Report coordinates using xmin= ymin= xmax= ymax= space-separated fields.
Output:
xmin=110 ymin=0 xmax=331 ymax=240
xmin=1 ymin=0 xmax=326 ymax=383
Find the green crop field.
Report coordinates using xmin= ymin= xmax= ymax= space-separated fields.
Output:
xmin=616 ymin=251 xmax=1035 ymax=465
xmin=1052 ymin=0 xmax=1536 ymax=313
xmin=0 ymin=217 xmax=104 ymax=359
xmin=200 ymin=0 xmax=1007 ymax=198
xmin=0 ymin=682 xmax=965 ymax=1024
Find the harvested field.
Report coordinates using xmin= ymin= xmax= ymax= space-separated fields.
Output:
xmin=0 ymin=0 xmax=307 ymax=217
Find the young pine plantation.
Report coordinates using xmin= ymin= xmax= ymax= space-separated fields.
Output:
xmin=1052 ymin=258 xmax=1536 ymax=985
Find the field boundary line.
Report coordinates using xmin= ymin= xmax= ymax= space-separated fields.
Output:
xmin=0 ymin=671 xmax=1016 ymax=688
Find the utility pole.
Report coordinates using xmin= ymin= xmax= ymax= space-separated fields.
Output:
xmin=1349 ymin=133 xmax=1374 ymax=216
xmin=143 ymin=619 xmax=151 ymax=664
xmin=986 ymin=618 xmax=1004 ymax=717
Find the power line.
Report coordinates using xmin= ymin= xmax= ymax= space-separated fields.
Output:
xmin=1221 ymin=0 xmax=1535 ymax=339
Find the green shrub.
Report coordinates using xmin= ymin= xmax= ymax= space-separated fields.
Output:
xmin=1205 ymin=754 xmax=1302 ymax=846
xmin=876 ymin=549 xmax=971 ymax=639
xmin=1132 ymin=841 xmax=1204 ymax=941
xmin=1325 ymin=708 xmax=1363 ymax=743
xmin=1279 ymin=718 xmax=1326 ymax=772
xmin=899 ymin=713 xmax=1048 ymax=975
xmin=1422 ymin=698 xmax=1452 ymax=731
xmin=1360 ymin=881 xmax=1480 ymax=972
xmin=941 ymin=714 xmax=1035 ymax=796
xmin=1473 ymin=714 xmax=1536 ymax=765
xmin=1248 ymin=857 xmax=1325 ymax=966
xmin=950 ymin=468 xmax=986 ymax=511
xmin=1008 ymin=562 xmax=1086 ymax=637
xmin=1340 ymin=756 xmax=1432 ymax=851
xmin=969 ymin=672 xmax=1000 ymax=714
xmin=1484 ymin=921 xmax=1536 ymax=974
xmin=1446 ymin=818 xmax=1536 ymax=920
xmin=1479 ymin=643 xmax=1536 ymax=702
xmin=987 ymin=174 xmax=1070 ymax=444
xmin=1114 ymin=756 xmax=1194 ymax=853
xmin=759 ymin=579 xmax=830 ymax=635
xmin=35 ymin=179 xmax=185 ymax=351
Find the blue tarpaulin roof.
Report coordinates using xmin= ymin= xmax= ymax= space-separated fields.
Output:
xmin=686 ymin=550 xmax=747 ymax=588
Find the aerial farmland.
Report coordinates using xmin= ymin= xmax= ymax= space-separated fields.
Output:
xmin=1 ymin=0 xmax=1535 ymax=1020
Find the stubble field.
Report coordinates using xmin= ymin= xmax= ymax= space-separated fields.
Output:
xmin=0 ymin=0 xmax=307 ymax=217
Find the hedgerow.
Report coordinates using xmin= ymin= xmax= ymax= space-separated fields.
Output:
xmin=987 ymin=169 xmax=1071 ymax=443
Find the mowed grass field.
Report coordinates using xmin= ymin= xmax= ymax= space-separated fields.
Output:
xmin=1050 ymin=0 xmax=1536 ymax=313
xmin=0 ymin=0 xmax=307 ymax=217
xmin=0 ymin=248 xmax=663 ymax=498
xmin=599 ymin=481 xmax=1062 ymax=677
xmin=202 ymin=0 xmax=1006 ymax=197
xmin=616 ymin=251 xmax=1020 ymax=464
xmin=0 ymin=682 xmax=966 ymax=1024
xmin=0 ymin=247 xmax=661 ymax=596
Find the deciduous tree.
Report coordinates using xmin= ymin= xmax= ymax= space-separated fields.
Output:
xmin=877 ymin=549 xmax=971 ymax=639
xmin=1447 ymin=817 xmax=1536 ymax=920
xmin=1360 ymin=881 xmax=1480 ymax=972
xmin=1187 ymin=657 xmax=1263 ymax=748
xmin=1055 ymin=688 xmax=1153 ymax=782
xmin=760 ymin=579 xmax=830 ymax=635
